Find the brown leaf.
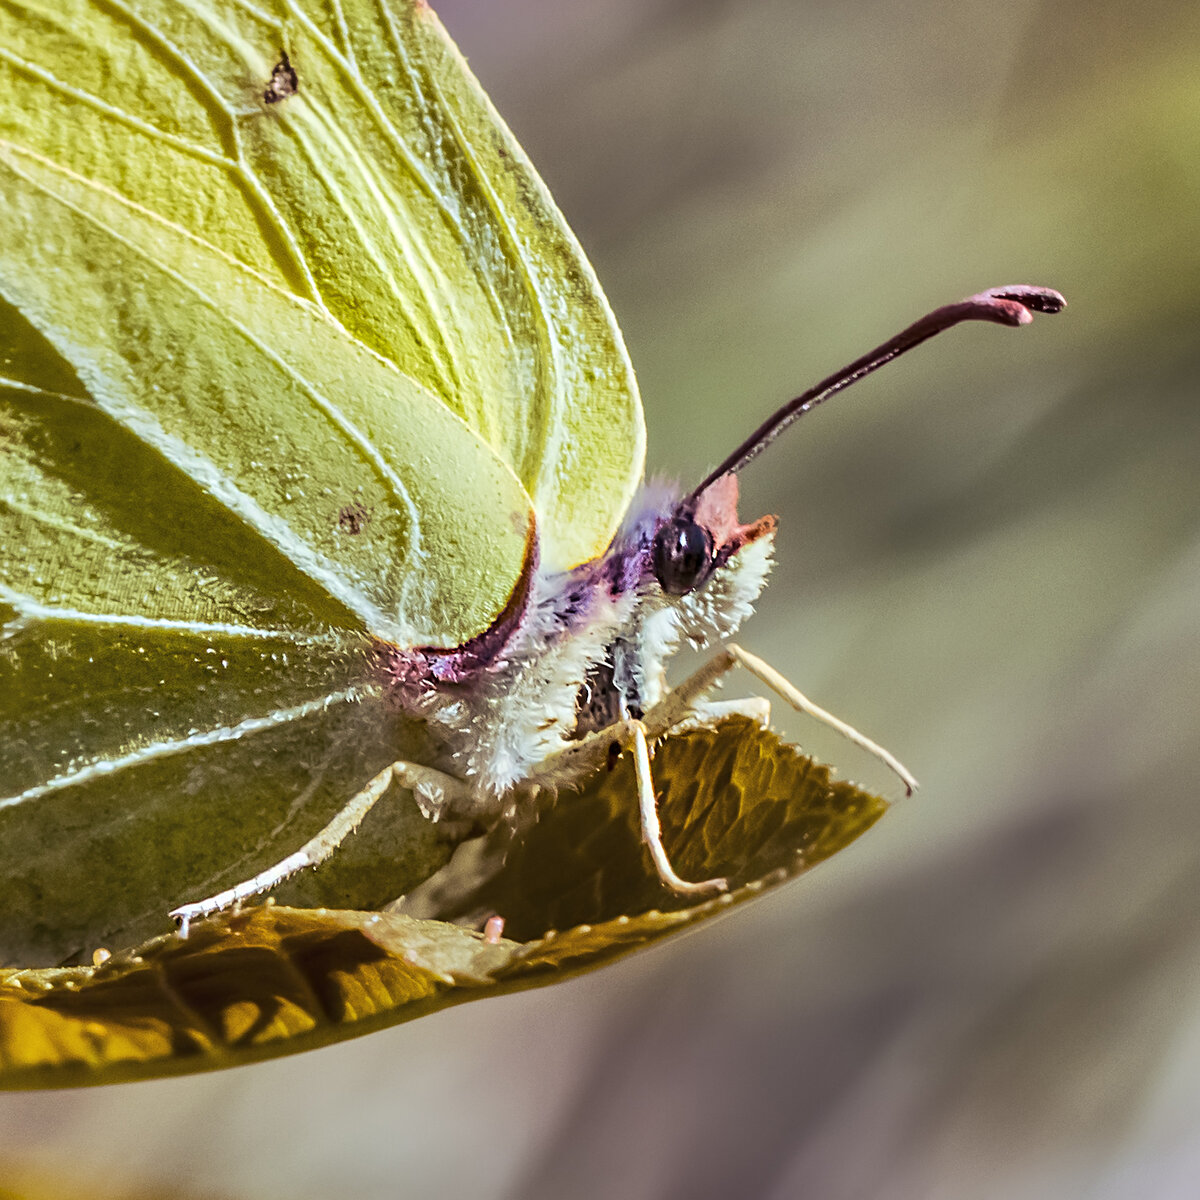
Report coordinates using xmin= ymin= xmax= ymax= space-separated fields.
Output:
xmin=0 ymin=717 xmax=886 ymax=1088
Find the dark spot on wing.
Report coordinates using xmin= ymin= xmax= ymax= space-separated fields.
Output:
xmin=338 ymin=500 xmax=373 ymax=535
xmin=264 ymin=51 xmax=299 ymax=104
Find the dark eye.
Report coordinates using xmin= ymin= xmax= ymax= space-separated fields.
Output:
xmin=653 ymin=518 xmax=715 ymax=596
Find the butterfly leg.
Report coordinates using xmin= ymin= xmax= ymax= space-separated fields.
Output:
xmin=480 ymin=642 xmax=913 ymax=901
xmin=523 ymin=720 xmax=726 ymax=897
xmin=629 ymin=720 xmax=727 ymax=897
xmin=169 ymin=759 xmax=475 ymax=936
xmin=640 ymin=644 xmax=918 ymax=796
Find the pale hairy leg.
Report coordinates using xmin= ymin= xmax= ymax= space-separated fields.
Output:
xmin=718 ymin=644 xmax=918 ymax=796
xmin=630 ymin=720 xmax=727 ymax=897
xmin=531 ymin=642 xmax=916 ymax=797
xmin=169 ymin=760 xmax=476 ymax=935
xmin=631 ymin=645 xmax=916 ymax=795
xmin=672 ymin=695 xmax=771 ymax=731
xmin=524 ymin=642 xmax=915 ymax=897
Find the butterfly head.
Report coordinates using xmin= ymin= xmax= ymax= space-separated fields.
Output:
xmin=590 ymin=472 xmax=777 ymax=721
xmin=653 ymin=473 xmax=775 ymax=598
xmin=642 ymin=472 xmax=777 ymax=651
xmin=647 ymin=287 xmax=1070 ymax=622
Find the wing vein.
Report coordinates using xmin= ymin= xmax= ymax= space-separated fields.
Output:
xmin=283 ymin=0 xmax=498 ymax=401
xmin=0 ymin=586 xmax=324 ymax=643
xmin=283 ymin=107 xmax=464 ymax=402
xmin=0 ymin=44 xmax=230 ymax=168
xmin=0 ymin=496 xmax=128 ymax=554
xmin=2 ymin=145 xmax=429 ymax=608
xmin=373 ymin=0 xmax=516 ymax=442
xmin=0 ymin=377 xmax=92 ymax=408
xmin=0 ymin=686 xmax=368 ymax=812
xmin=120 ymin=0 xmax=322 ymax=300
xmin=413 ymin=28 xmax=561 ymax=494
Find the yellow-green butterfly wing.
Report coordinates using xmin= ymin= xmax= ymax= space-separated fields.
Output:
xmin=0 ymin=0 xmax=643 ymax=964
xmin=0 ymin=0 xmax=644 ymax=590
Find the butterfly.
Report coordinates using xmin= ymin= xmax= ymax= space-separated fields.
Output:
xmin=0 ymin=1 xmax=1062 ymax=961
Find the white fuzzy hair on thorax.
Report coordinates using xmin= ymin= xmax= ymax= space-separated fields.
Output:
xmin=416 ymin=526 xmax=775 ymax=800
xmin=419 ymin=569 xmax=636 ymax=795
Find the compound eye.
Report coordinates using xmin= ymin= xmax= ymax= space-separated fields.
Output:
xmin=653 ymin=518 xmax=715 ymax=596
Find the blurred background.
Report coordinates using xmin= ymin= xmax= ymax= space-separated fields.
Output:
xmin=3 ymin=1 xmax=1198 ymax=1197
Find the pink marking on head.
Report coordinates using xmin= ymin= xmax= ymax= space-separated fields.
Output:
xmin=693 ymin=473 xmax=740 ymax=544
xmin=693 ymin=474 xmax=777 ymax=557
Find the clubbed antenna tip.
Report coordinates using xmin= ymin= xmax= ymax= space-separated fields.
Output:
xmin=950 ymin=285 xmax=1066 ymax=325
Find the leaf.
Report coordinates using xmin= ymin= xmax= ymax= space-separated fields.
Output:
xmin=0 ymin=717 xmax=887 ymax=1088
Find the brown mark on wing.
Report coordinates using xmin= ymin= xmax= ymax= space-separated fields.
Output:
xmin=337 ymin=500 xmax=374 ymax=535
xmin=263 ymin=51 xmax=299 ymax=105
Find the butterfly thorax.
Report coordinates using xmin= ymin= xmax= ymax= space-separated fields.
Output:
xmin=374 ymin=479 xmax=776 ymax=797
